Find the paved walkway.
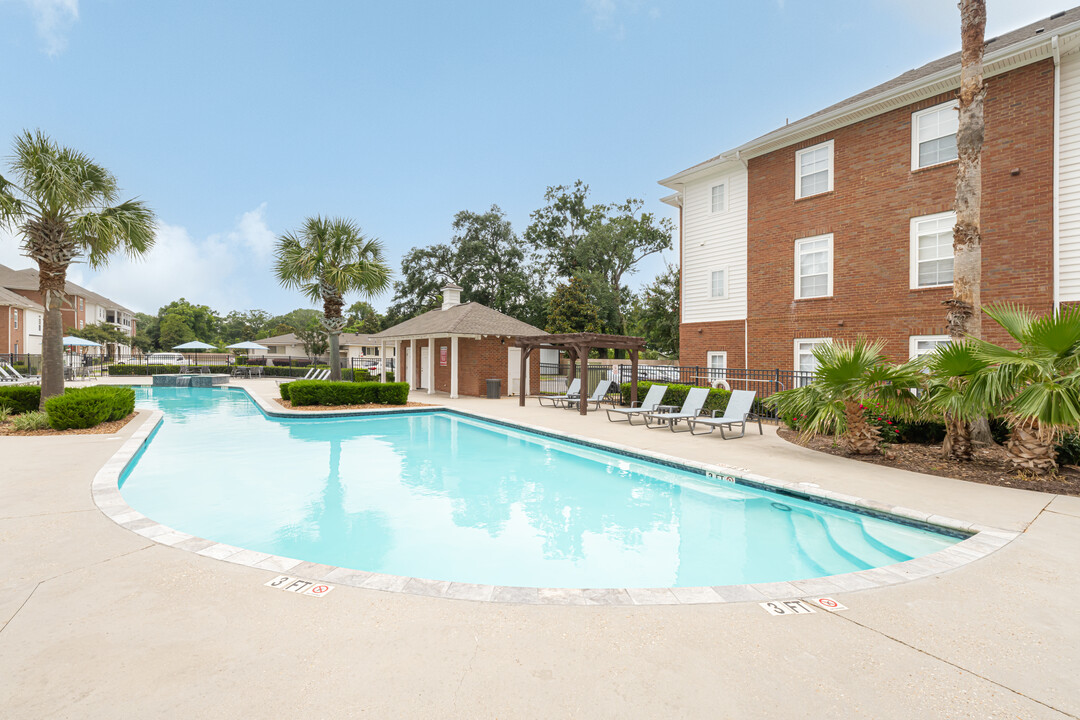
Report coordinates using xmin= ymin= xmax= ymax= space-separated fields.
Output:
xmin=1 ymin=380 xmax=1078 ymax=718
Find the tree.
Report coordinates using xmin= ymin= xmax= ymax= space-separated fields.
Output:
xmin=156 ymin=298 xmax=219 ymax=341
xmin=67 ymin=321 xmax=130 ymax=356
xmin=221 ymin=309 xmax=272 ymax=345
xmin=524 ymin=180 xmax=599 ymax=278
xmin=158 ymin=312 xmax=196 ymax=350
xmin=966 ymin=304 xmax=1080 ymax=474
xmin=546 ymin=277 xmax=602 ymax=334
xmin=266 ymin=308 xmax=322 ymax=337
xmin=919 ymin=341 xmax=990 ymax=461
xmin=343 ymin=301 xmax=383 ymax=334
xmin=295 ymin=318 xmax=329 ymax=358
xmin=768 ymin=338 xmax=922 ymax=455
xmin=0 ymin=130 xmax=155 ymax=405
xmin=134 ymin=311 xmax=159 ymax=352
xmin=384 ymin=244 xmax=451 ymax=323
xmin=274 ymin=216 xmax=391 ymax=381
xmin=946 ymin=0 xmax=991 ymax=445
xmin=627 ymin=264 xmax=680 ymax=357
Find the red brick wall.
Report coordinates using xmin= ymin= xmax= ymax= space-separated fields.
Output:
xmin=396 ymin=337 xmax=541 ymax=397
xmin=10 ymin=289 xmax=79 ymax=334
xmin=0 ymin=306 xmax=11 ymax=353
xmin=679 ymin=320 xmax=746 ymax=369
xmin=682 ymin=59 xmax=1055 ymax=369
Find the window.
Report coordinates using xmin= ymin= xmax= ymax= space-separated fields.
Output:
xmin=79 ymin=298 xmax=84 ymax=311
xmin=794 ymin=234 xmax=833 ymax=299
xmin=795 ymin=338 xmax=831 ymax=377
xmin=78 ymin=319 xmax=83 ymax=329
xmin=37 ymin=315 xmax=41 ymax=332
xmin=12 ymin=309 xmax=18 ymax=330
xmin=912 ymin=101 xmax=958 ymax=169
xmin=710 ymin=268 xmax=728 ymax=299
xmin=795 ymin=141 xmax=833 ymax=199
xmin=710 ymin=183 xmax=727 ymax=213
xmin=911 ymin=212 xmax=955 ymax=288
xmin=707 ymin=351 xmax=727 ymax=370
xmin=910 ymin=335 xmax=951 ymax=359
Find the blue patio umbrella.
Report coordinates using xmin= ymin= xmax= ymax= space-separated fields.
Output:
xmin=62 ymin=336 xmax=101 ymax=347
xmin=225 ymin=341 xmax=269 ymax=351
xmin=172 ymin=341 xmax=217 ymax=351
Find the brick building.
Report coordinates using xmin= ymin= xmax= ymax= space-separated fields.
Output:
xmin=372 ymin=284 xmax=546 ymax=398
xmin=0 ymin=263 xmax=137 ymax=355
xmin=660 ymin=8 xmax=1080 ymax=374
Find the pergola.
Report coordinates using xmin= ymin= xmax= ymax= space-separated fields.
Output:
xmin=514 ymin=332 xmax=648 ymax=415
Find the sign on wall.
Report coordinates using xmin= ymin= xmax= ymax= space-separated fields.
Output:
xmin=440 ymin=346 xmax=448 ymax=366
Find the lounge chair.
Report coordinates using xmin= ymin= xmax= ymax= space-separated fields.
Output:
xmin=641 ymin=387 xmax=711 ymax=432
xmin=686 ymin=390 xmax=763 ymax=439
xmin=565 ymin=378 xmax=614 ymax=411
xmin=538 ymin=378 xmax=580 ymax=407
xmin=314 ymin=368 xmax=331 ymax=380
xmin=278 ymin=367 xmax=318 ymax=386
xmin=1 ymin=363 xmax=38 ymax=385
xmin=605 ymin=384 xmax=669 ymax=424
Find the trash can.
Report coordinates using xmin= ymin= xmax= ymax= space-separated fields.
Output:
xmin=485 ymin=378 xmax=501 ymax=399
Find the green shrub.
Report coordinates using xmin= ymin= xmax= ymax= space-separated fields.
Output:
xmin=286 ymin=380 xmax=411 ymax=407
xmin=280 ymin=382 xmax=292 ymax=401
xmin=0 ymin=385 xmax=41 ymax=414
xmin=12 ymin=410 xmax=49 ymax=431
xmin=0 ymin=406 xmax=10 ymax=423
xmin=1056 ymin=432 xmax=1080 ymax=466
xmin=45 ymin=386 xmax=136 ymax=430
xmin=618 ymin=381 xmax=731 ymax=414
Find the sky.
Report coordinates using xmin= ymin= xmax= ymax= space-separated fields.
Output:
xmin=0 ymin=0 xmax=1070 ymax=317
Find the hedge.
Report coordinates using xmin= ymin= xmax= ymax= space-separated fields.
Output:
xmin=284 ymin=380 xmax=410 ymax=407
xmin=0 ymin=385 xmax=42 ymax=414
xmin=619 ymin=381 xmax=731 ymax=414
xmin=45 ymin=386 xmax=136 ymax=430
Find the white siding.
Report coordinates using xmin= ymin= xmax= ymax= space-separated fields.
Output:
xmin=1059 ymin=52 xmax=1080 ymax=301
xmin=681 ymin=164 xmax=748 ymax=323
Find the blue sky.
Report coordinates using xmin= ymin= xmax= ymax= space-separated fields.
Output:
xmin=0 ymin=0 xmax=1067 ymax=316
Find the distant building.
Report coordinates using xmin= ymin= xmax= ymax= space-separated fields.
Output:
xmin=252 ymin=330 xmax=397 ymax=367
xmin=660 ymin=8 xmax=1080 ymax=373
xmin=0 ymin=263 xmax=137 ymax=355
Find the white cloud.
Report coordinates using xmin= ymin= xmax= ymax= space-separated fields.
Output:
xmin=222 ymin=202 xmax=276 ymax=261
xmin=16 ymin=0 xmax=79 ymax=56
xmin=582 ymin=0 xmax=662 ymax=37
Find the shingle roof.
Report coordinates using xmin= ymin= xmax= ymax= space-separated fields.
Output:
xmin=664 ymin=6 xmax=1080 ymax=182
xmin=0 ymin=286 xmax=44 ymax=311
xmin=0 ymin=263 xmax=135 ymax=314
xmin=372 ymin=302 xmax=547 ymax=339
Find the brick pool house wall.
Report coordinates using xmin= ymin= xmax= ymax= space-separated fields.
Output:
xmin=680 ymin=59 xmax=1056 ymax=370
xmin=397 ymin=337 xmax=541 ymax=398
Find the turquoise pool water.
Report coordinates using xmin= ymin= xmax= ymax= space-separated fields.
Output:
xmin=118 ymin=387 xmax=960 ymax=588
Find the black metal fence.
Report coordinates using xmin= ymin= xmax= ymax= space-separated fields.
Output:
xmin=539 ymin=362 xmax=615 ymax=396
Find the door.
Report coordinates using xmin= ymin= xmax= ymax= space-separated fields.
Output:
xmin=420 ymin=346 xmax=430 ymax=389
xmin=507 ymin=347 xmax=522 ymax=396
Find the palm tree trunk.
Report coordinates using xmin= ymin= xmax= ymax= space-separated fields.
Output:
xmin=842 ymin=400 xmax=881 ymax=455
xmin=947 ymin=0 xmax=992 ymax=445
xmin=942 ymin=412 xmax=973 ymax=461
xmin=37 ymin=258 xmax=68 ymax=406
xmin=1005 ymin=422 xmax=1057 ymax=474
xmin=322 ymin=285 xmax=345 ymax=382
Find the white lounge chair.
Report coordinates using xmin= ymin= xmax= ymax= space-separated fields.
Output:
xmin=565 ymin=378 xmax=614 ymax=411
xmin=1 ymin=363 xmax=38 ymax=385
xmin=276 ymin=366 xmax=318 ymax=386
xmin=605 ymin=384 xmax=668 ymax=424
xmin=538 ymin=378 xmax=580 ymax=407
xmin=314 ymin=368 xmax=331 ymax=381
xmin=686 ymin=390 xmax=763 ymax=439
xmin=641 ymin=387 xmax=711 ymax=432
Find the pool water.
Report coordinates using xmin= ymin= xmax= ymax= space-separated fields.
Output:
xmin=118 ymin=387 xmax=960 ymax=588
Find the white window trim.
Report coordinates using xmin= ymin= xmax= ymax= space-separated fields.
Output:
xmin=709 ymin=266 xmax=729 ymax=300
xmin=794 ymin=140 xmax=834 ymax=199
xmin=909 ymin=211 xmax=955 ymax=289
xmin=794 ymin=233 xmax=834 ymax=299
xmin=909 ymin=335 xmax=951 ymax=359
xmin=13 ymin=308 xmax=18 ymax=330
xmin=707 ymin=351 xmax=727 ymax=370
xmin=911 ymin=100 xmax=959 ymax=171
xmin=794 ymin=337 xmax=832 ymax=373
xmin=710 ymin=181 xmax=728 ymax=214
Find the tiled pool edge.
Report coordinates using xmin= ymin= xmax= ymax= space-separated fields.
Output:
xmin=91 ymin=391 xmax=1021 ymax=606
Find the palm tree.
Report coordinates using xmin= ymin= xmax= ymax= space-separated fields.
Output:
xmin=768 ymin=337 xmax=922 ymax=455
xmin=966 ymin=303 xmax=1080 ymax=474
xmin=274 ymin=217 xmax=391 ymax=381
xmin=918 ymin=341 xmax=990 ymax=461
xmin=0 ymin=130 xmax=155 ymax=404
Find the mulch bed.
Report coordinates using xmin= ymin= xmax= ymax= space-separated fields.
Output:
xmin=778 ymin=428 xmax=1080 ymax=496
xmin=0 ymin=412 xmax=138 ymax=437
xmin=274 ymin=399 xmax=435 ymax=412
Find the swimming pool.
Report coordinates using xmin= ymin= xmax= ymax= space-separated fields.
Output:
xmin=118 ymin=387 xmax=962 ymax=589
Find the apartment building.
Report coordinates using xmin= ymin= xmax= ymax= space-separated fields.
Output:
xmin=0 ymin=263 xmax=137 ymax=354
xmin=660 ymin=8 xmax=1080 ymax=373
xmin=253 ymin=331 xmax=398 ymax=366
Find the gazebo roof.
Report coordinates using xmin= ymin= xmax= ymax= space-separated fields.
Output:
xmin=372 ymin=302 xmax=547 ymax=340
xmin=514 ymin=332 xmax=647 ymax=351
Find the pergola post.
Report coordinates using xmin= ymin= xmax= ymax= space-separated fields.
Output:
xmin=567 ymin=349 xmax=577 ymax=384
xmin=450 ymin=335 xmax=459 ymax=399
xmin=518 ymin=346 xmax=530 ymax=406
xmin=578 ymin=344 xmax=590 ymax=416
xmin=630 ymin=349 xmax=639 ymax=406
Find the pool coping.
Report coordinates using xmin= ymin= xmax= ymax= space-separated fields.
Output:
xmin=90 ymin=387 xmax=1022 ymax=606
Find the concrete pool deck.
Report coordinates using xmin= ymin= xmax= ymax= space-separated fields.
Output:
xmin=2 ymin=379 xmax=1079 ymax=718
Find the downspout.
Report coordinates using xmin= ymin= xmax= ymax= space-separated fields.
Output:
xmin=1053 ymin=35 xmax=1062 ymax=310
xmin=737 ymin=150 xmax=750 ymax=368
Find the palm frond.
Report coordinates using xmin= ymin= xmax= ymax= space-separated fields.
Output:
xmin=71 ymin=200 xmax=156 ymax=268
xmin=982 ymin=302 xmax=1037 ymax=344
